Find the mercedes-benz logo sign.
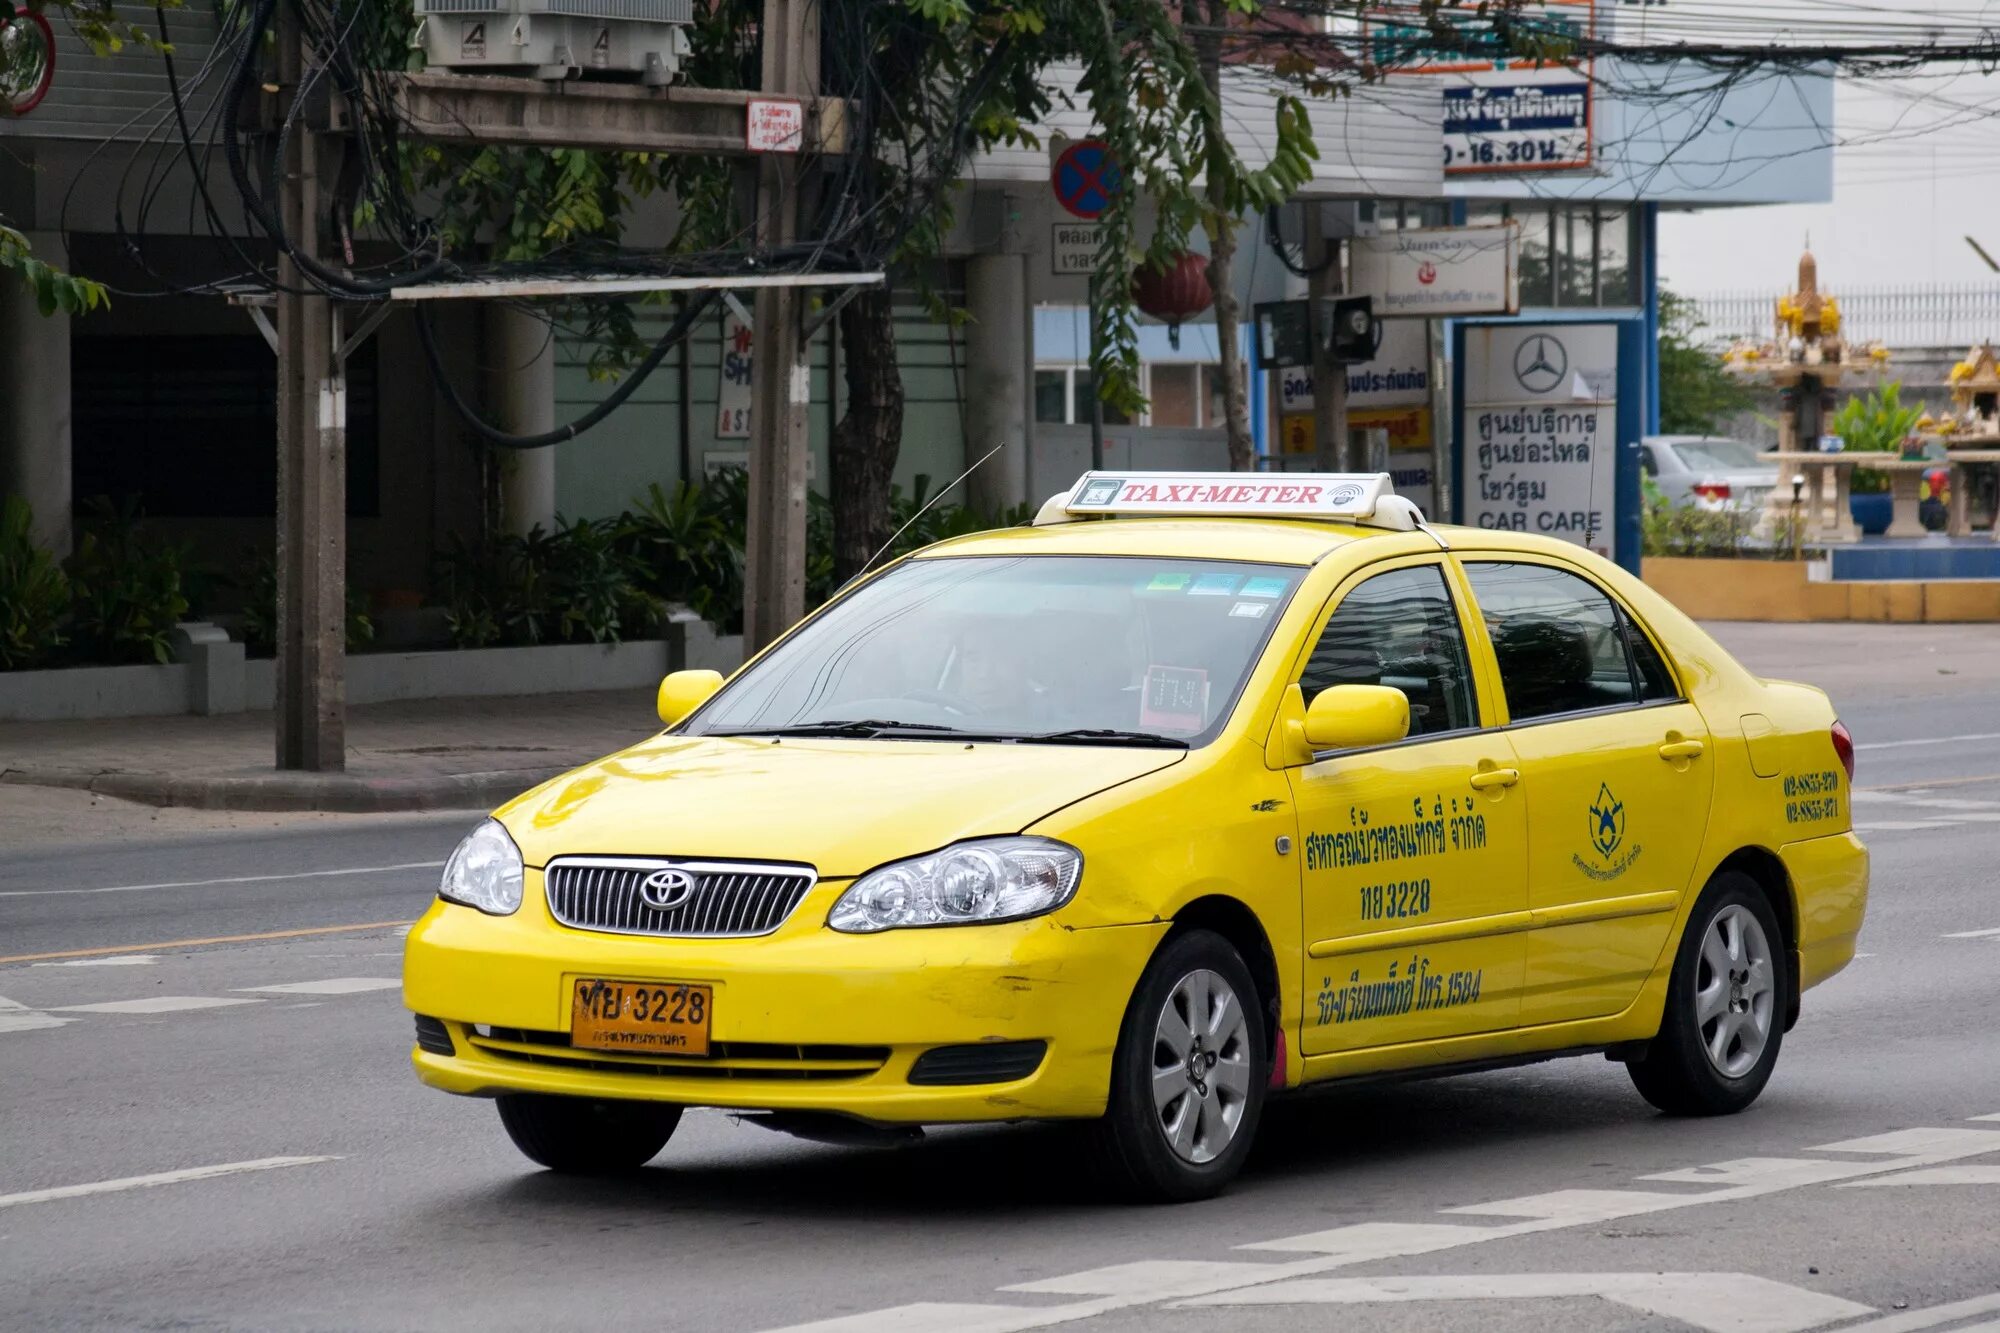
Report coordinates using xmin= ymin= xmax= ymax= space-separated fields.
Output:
xmin=639 ymin=868 xmax=697 ymax=911
xmin=1513 ymin=333 xmax=1568 ymax=394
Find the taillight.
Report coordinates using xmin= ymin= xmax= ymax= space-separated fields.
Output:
xmin=1831 ymin=720 xmax=1855 ymax=784
xmin=1693 ymin=480 xmax=1733 ymax=503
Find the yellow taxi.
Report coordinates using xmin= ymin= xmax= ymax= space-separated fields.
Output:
xmin=404 ymin=471 xmax=1867 ymax=1200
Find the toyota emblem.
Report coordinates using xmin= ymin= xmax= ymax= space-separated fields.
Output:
xmin=638 ymin=868 xmax=697 ymax=910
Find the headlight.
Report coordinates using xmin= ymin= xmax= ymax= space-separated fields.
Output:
xmin=827 ymin=837 xmax=1082 ymax=933
xmin=439 ymin=818 xmax=524 ymax=916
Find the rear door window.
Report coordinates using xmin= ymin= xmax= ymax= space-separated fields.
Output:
xmin=1461 ymin=561 xmax=1676 ymax=722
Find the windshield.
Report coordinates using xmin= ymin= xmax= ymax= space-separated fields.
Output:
xmin=685 ymin=555 xmax=1306 ymax=745
xmin=1670 ymin=439 xmax=1765 ymax=472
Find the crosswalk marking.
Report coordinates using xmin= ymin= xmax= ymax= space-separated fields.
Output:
xmin=232 ymin=977 xmax=400 ymax=995
xmin=49 ymin=996 xmax=261 ymax=1015
xmin=1945 ymin=927 xmax=2000 ymax=939
xmin=1838 ymin=1165 xmax=2000 ymax=1188
xmin=32 ymin=956 xmax=159 ymax=967
xmin=1172 ymin=1272 xmax=1874 ymax=1333
xmin=760 ymin=1116 xmax=2000 ymax=1333
xmin=1852 ymin=787 xmax=2000 ymax=834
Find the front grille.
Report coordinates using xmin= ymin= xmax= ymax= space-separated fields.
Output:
xmin=908 ymin=1040 xmax=1048 ymax=1086
xmin=468 ymin=1026 xmax=887 ymax=1082
xmin=545 ymin=857 xmax=816 ymax=938
xmin=413 ymin=1014 xmax=455 ymax=1056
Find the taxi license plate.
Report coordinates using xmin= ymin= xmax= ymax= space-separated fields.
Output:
xmin=570 ymin=978 xmax=711 ymax=1056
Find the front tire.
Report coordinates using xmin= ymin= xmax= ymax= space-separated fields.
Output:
xmin=1094 ymin=929 xmax=1267 ymax=1202
xmin=1629 ymin=872 xmax=1786 ymax=1116
xmin=497 ymin=1094 xmax=682 ymax=1174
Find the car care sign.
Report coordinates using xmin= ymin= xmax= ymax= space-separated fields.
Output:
xmin=1459 ymin=323 xmax=1617 ymax=554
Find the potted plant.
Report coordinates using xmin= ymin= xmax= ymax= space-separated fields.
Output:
xmin=1828 ymin=383 xmax=1922 ymax=535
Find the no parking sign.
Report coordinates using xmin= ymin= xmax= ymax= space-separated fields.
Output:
xmin=1052 ymin=139 xmax=1121 ymax=220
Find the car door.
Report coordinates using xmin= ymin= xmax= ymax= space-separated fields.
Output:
xmin=1458 ymin=558 xmax=1717 ymax=1026
xmin=1285 ymin=558 xmax=1529 ymax=1059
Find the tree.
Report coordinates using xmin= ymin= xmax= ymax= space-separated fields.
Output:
xmin=1658 ymin=288 xmax=1752 ymax=435
xmin=1196 ymin=0 xmax=1254 ymax=471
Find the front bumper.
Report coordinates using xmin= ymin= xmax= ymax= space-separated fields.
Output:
xmin=402 ymin=883 xmax=1167 ymax=1123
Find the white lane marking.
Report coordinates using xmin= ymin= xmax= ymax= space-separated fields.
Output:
xmin=33 ymin=956 xmax=159 ymax=967
xmin=0 ymin=860 xmax=445 ymax=899
xmin=50 ymin=996 xmax=262 ymax=1015
xmin=1443 ymin=1188 xmax=1702 ymax=1224
xmin=1945 ymin=928 xmax=2000 ymax=939
xmin=1851 ymin=792 xmax=2000 ymax=811
xmin=0 ymin=1156 xmax=335 ymax=1210
xmin=1641 ymin=1157 xmax=1885 ymax=1189
xmin=1237 ymin=1221 xmax=1502 ymax=1258
xmin=232 ymin=978 xmax=400 ymax=996
xmin=1003 ymin=1261 xmax=1290 ymax=1299
xmin=1856 ymin=731 xmax=2000 ymax=751
xmin=1855 ymin=821 xmax=1959 ymax=832
xmin=1838 ymin=1165 xmax=2000 ymax=1188
xmin=1839 ymin=1292 xmax=2000 ymax=1332
xmin=760 ymin=1306 xmax=1047 ymax=1333
xmin=1974 ymin=1114 xmax=2000 ymax=1122
xmin=1815 ymin=1127 xmax=2000 ymax=1156
xmin=1172 ymin=1272 xmax=1872 ymax=1333
xmin=0 ymin=1011 xmax=73 ymax=1033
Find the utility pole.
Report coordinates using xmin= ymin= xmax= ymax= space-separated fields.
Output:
xmin=743 ymin=0 xmax=815 ymax=653
xmin=273 ymin=0 xmax=347 ymax=770
xmin=1306 ymin=203 xmax=1349 ymax=471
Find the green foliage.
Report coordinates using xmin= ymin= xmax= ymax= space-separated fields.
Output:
xmin=1829 ymin=382 xmax=1924 ymax=496
xmin=1641 ymin=477 xmax=1803 ymax=561
xmin=237 ymin=557 xmax=377 ymax=658
xmin=433 ymin=471 xmax=1026 ymax=648
xmin=1657 ymin=289 xmax=1750 ymax=435
xmin=0 ymin=496 xmax=69 ymax=671
xmin=14 ymin=0 xmax=173 ymax=56
xmin=0 ymin=223 xmax=109 ymax=318
xmin=64 ymin=498 xmax=190 ymax=666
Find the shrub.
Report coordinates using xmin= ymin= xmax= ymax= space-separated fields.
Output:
xmin=65 ymin=497 xmax=189 ymax=665
xmin=237 ymin=555 xmax=377 ymax=658
xmin=1829 ymin=382 xmax=1923 ymax=496
xmin=0 ymin=496 xmax=68 ymax=671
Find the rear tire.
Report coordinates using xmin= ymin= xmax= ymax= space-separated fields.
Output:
xmin=496 ymin=1094 xmax=682 ymax=1173
xmin=1629 ymin=872 xmax=1787 ymax=1116
xmin=1093 ymin=929 xmax=1267 ymax=1203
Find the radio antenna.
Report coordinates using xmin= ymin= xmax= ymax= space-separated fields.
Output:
xmin=847 ymin=441 xmax=1007 ymax=588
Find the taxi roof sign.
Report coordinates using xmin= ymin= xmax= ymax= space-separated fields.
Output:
xmin=1059 ymin=471 xmax=1397 ymax=520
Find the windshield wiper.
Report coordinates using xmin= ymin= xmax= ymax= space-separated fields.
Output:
xmin=710 ymin=719 xmax=980 ymax=739
xmin=1016 ymin=728 xmax=1190 ymax=749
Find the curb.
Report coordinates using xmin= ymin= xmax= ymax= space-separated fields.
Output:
xmin=0 ymin=765 xmax=571 ymax=814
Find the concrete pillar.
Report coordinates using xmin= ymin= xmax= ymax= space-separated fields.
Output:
xmin=484 ymin=304 xmax=557 ymax=535
xmin=964 ymin=251 xmax=1031 ymax=515
xmin=0 ymin=231 xmax=73 ymax=555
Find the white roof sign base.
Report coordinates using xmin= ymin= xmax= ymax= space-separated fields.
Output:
xmin=1059 ymin=471 xmax=1398 ymax=519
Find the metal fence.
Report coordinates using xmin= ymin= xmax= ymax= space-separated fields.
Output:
xmin=1684 ymin=285 xmax=2000 ymax=351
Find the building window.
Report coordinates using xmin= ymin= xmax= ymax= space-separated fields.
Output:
xmin=71 ymin=334 xmax=380 ymax=518
xmin=1467 ymin=203 xmax=1639 ymax=310
xmin=1034 ymin=370 xmax=1069 ymax=424
xmin=1149 ymin=364 xmax=1200 ymax=428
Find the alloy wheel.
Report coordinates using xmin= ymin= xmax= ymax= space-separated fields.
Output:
xmin=1694 ymin=903 xmax=1776 ymax=1078
xmin=1150 ymin=967 xmax=1252 ymax=1164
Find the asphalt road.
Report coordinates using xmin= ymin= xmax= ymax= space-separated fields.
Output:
xmin=3 ymin=626 xmax=1998 ymax=1333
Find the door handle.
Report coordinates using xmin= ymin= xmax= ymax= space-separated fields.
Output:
xmin=1658 ymin=739 xmax=1705 ymax=761
xmin=1468 ymin=767 xmax=1520 ymax=791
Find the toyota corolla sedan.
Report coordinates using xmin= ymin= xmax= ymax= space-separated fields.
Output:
xmin=404 ymin=471 xmax=1867 ymax=1201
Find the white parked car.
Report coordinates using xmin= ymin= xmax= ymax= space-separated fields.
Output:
xmin=1641 ymin=436 xmax=1778 ymax=513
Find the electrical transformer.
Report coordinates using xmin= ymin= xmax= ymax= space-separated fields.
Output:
xmin=411 ymin=0 xmax=696 ymax=85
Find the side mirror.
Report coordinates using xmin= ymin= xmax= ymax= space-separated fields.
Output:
xmin=1303 ymin=684 xmax=1410 ymax=752
xmin=656 ymin=669 xmax=723 ymax=728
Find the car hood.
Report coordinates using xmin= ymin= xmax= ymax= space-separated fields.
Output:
xmin=497 ymin=735 xmax=1185 ymax=877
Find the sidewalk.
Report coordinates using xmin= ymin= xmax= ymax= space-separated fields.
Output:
xmin=0 ymin=689 xmax=660 ymax=813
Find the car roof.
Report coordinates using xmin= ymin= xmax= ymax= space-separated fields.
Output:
xmin=914 ymin=516 xmax=1593 ymax=567
xmin=1644 ymin=434 xmax=1756 ymax=447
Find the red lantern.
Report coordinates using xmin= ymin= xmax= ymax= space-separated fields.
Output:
xmin=1133 ymin=252 xmax=1213 ymax=350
